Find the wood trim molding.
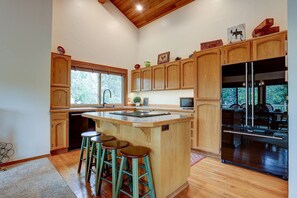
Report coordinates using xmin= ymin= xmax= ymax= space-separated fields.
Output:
xmin=0 ymin=154 xmax=50 ymax=167
xmin=98 ymin=0 xmax=106 ymax=4
xmin=71 ymin=60 xmax=128 ymax=76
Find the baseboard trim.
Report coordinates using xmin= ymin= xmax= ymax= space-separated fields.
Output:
xmin=0 ymin=154 xmax=50 ymax=167
xmin=191 ymin=148 xmax=221 ymax=159
xmin=166 ymin=181 xmax=189 ymax=198
xmin=50 ymin=148 xmax=68 ymax=155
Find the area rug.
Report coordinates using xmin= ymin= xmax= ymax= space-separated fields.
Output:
xmin=190 ymin=151 xmax=205 ymax=166
xmin=0 ymin=158 xmax=77 ymax=198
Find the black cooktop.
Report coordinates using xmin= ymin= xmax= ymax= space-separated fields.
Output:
xmin=109 ymin=111 xmax=170 ymax=118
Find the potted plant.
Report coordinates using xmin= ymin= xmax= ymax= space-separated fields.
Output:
xmin=133 ymin=96 xmax=141 ymax=107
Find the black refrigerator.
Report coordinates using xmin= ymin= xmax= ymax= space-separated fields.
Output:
xmin=221 ymin=57 xmax=288 ymax=179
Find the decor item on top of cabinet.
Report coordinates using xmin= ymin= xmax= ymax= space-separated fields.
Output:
xmin=157 ymin=51 xmax=170 ymax=64
xmin=133 ymin=96 xmax=141 ymax=107
xmin=200 ymin=39 xmax=223 ymax=50
xmin=144 ymin=61 xmax=151 ymax=67
xmin=134 ymin=64 xmax=141 ymax=69
xmin=175 ymin=57 xmax=182 ymax=61
xmin=189 ymin=51 xmax=196 ymax=58
xmin=57 ymin=46 xmax=65 ymax=55
xmin=252 ymin=18 xmax=280 ymax=37
xmin=227 ymin=23 xmax=246 ymax=43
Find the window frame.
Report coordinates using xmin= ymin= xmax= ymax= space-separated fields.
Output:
xmin=70 ymin=60 xmax=128 ymax=107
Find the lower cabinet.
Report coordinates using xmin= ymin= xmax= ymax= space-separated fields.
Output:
xmin=194 ymin=100 xmax=221 ymax=155
xmin=50 ymin=112 xmax=69 ymax=151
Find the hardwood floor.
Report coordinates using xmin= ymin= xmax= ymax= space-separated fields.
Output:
xmin=49 ymin=150 xmax=288 ymax=198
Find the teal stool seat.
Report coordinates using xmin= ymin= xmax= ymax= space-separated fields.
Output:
xmin=116 ymin=146 xmax=156 ymax=198
xmin=97 ymin=140 xmax=129 ymax=197
xmin=86 ymin=135 xmax=115 ymax=183
xmin=77 ymin=131 xmax=101 ymax=181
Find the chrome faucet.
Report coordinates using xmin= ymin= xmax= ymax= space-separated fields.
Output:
xmin=102 ymin=89 xmax=112 ymax=107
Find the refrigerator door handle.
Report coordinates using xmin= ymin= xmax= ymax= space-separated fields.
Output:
xmin=223 ymin=130 xmax=283 ymax=140
xmin=245 ymin=63 xmax=248 ymax=126
xmin=251 ymin=62 xmax=254 ymax=127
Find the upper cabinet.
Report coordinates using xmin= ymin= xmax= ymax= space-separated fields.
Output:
xmin=51 ymin=53 xmax=71 ymax=87
xmin=252 ymin=31 xmax=287 ymax=61
xmin=221 ymin=42 xmax=251 ymax=65
xmin=194 ymin=48 xmax=221 ymax=100
xmin=50 ymin=87 xmax=70 ymax=109
xmin=165 ymin=61 xmax=180 ymax=90
xmin=152 ymin=65 xmax=165 ymax=90
xmin=131 ymin=70 xmax=141 ymax=92
xmin=180 ymin=58 xmax=194 ymax=89
xmin=140 ymin=67 xmax=152 ymax=91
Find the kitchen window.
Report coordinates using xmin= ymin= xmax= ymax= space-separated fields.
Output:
xmin=71 ymin=69 xmax=124 ymax=106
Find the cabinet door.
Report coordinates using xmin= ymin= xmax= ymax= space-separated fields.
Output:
xmin=50 ymin=112 xmax=68 ymax=151
xmin=131 ymin=70 xmax=141 ymax=92
xmin=221 ymin=42 xmax=251 ymax=65
xmin=194 ymin=48 xmax=221 ymax=100
xmin=195 ymin=101 xmax=221 ymax=154
xmin=165 ymin=61 xmax=180 ymax=90
xmin=152 ymin=65 xmax=165 ymax=90
xmin=140 ymin=68 xmax=152 ymax=91
xmin=51 ymin=53 xmax=71 ymax=87
xmin=180 ymin=58 xmax=194 ymax=89
xmin=252 ymin=31 xmax=287 ymax=61
xmin=50 ymin=87 xmax=70 ymax=109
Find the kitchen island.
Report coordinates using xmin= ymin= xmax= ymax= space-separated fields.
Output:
xmin=82 ymin=111 xmax=193 ymax=198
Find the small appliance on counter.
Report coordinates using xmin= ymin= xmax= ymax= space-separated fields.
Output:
xmin=180 ymin=97 xmax=194 ymax=110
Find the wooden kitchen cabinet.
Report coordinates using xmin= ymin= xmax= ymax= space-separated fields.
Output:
xmin=194 ymin=48 xmax=221 ymax=100
xmin=140 ymin=67 xmax=152 ymax=91
xmin=165 ymin=61 xmax=180 ymax=90
xmin=194 ymin=100 xmax=221 ymax=155
xmin=221 ymin=41 xmax=251 ymax=65
xmin=180 ymin=58 xmax=194 ymax=89
xmin=50 ymin=112 xmax=69 ymax=151
xmin=131 ymin=70 xmax=141 ymax=92
xmin=152 ymin=65 xmax=165 ymax=90
xmin=252 ymin=31 xmax=287 ymax=61
xmin=51 ymin=53 xmax=71 ymax=87
xmin=50 ymin=87 xmax=70 ymax=109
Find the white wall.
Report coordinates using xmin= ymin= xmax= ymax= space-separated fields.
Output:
xmin=52 ymin=0 xmax=139 ymax=94
xmin=288 ymin=0 xmax=297 ymax=197
xmin=136 ymin=0 xmax=287 ymax=105
xmin=0 ymin=0 xmax=52 ymax=160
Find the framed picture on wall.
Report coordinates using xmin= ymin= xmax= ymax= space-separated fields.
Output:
xmin=227 ymin=23 xmax=246 ymax=43
xmin=157 ymin=51 xmax=170 ymax=64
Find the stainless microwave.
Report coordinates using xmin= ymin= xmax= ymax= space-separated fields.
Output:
xmin=180 ymin=97 xmax=194 ymax=108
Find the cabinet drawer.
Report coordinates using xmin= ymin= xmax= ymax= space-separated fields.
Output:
xmin=52 ymin=112 xmax=68 ymax=120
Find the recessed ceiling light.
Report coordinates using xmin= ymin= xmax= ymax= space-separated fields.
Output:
xmin=136 ymin=4 xmax=143 ymax=11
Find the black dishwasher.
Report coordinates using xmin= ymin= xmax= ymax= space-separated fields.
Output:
xmin=69 ymin=111 xmax=95 ymax=150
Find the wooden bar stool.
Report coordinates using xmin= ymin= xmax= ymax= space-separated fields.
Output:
xmin=116 ymin=146 xmax=156 ymax=198
xmin=77 ymin=131 xmax=101 ymax=180
xmin=86 ymin=135 xmax=115 ymax=183
xmin=97 ymin=140 xmax=129 ymax=197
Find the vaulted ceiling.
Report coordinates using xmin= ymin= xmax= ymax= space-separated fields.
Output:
xmin=107 ymin=0 xmax=195 ymax=28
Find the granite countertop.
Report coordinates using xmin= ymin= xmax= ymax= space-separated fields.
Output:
xmin=50 ymin=106 xmax=194 ymax=113
xmin=82 ymin=111 xmax=193 ymax=128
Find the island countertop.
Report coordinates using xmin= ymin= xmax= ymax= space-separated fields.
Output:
xmin=82 ymin=111 xmax=193 ymax=128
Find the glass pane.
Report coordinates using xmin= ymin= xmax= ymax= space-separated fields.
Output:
xmin=266 ymin=85 xmax=288 ymax=111
xmin=71 ymin=70 xmax=99 ymax=105
xmin=101 ymin=74 xmax=123 ymax=104
xmin=222 ymin=88 xmax=237 ymax=108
